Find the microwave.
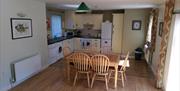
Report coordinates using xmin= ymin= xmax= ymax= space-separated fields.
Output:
xmin=64 ymin=31 xmax=74 ymax=37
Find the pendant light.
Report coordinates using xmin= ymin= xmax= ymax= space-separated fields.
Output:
xmin=76 ymin=2 xmax=90 ymax=12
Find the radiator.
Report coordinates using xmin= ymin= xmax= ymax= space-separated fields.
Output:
xmin=11 ymin=54 xmax=42 ymax=83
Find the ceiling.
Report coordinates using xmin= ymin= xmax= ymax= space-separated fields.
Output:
xmin=46 ymin=0 xmax=164 ymax=10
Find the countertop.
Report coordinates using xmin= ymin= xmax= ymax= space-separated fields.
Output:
xmin=48 ymin=36 xmax=101 ymax=45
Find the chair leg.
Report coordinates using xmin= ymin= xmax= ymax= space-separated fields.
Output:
xmin=73 ymin=72 xmax=78 ymax=86
xmin=108 ymin=70 xmax=112 ymax=82
xmin=121 ymin=72 xmax=124 ymax=87
xmin=91 ymin=74 xmax=96 ymax=88
xmin=105 ymin=75 xmax=109 ymax=90
xmin=124 ymin=72 xmax=127 ymax=81
xmin=87 ymin=73 xmax=90 ymax=87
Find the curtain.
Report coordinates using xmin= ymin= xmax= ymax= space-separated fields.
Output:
xmin=145 ymin=9 xmax=159 ymax=50
xmin=151 ymin=9 xmax=159 ymax=52
xmin=156 ymin=0 xmax=175 ymax=88
xmin=51 ymin=15 xmax=62 ymax=38
xmin=146 ymin=14 xmax=153 ymax=42
xmin=144 ymin=9 xmax=159 ymax=64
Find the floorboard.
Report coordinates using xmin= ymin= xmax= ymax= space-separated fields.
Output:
xmin=10 ymin=59 xmax=162 ymax=91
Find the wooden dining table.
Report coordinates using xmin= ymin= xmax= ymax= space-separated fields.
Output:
xmin=65 ymin=51 xmax=129 ymax=89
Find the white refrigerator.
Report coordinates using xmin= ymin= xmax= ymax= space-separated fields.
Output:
xmin=101 ymin=21 xmax=112 ymax=52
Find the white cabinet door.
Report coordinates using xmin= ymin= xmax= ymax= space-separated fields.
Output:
xmin=67 ymin=39 xmax=74 ymax=51
xmin=91 ymin=39 xmax=101 ymax=52
xmin=48 ymin=43 xmax=58 ymax=59
xmin=48 ymin=42 xmax=63 ymax=65
xmin=63 ymin=40 xmax=68 ymax=48
xmin=73 ymin=38 xmax=81 ymax=50
xmin=63 ymin=39 xmax=74 ymax=53
xmin=75 ymin=14 xmax=103 ymax=29
xmin=65 ymin=11 xmax=76 ymax=29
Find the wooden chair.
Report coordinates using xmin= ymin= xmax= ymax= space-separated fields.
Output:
xmin=71 ymin=52 xmax=91 ymax=87
xmin=108 ymin=52 xmax=129 ymax=87
xmin=90 ymin=54 xmax=110 ymax=90
xmin=63 ymin=47 xmax=73 ymax=81
xmin=63 ymin=47 xmax=72 ymax=57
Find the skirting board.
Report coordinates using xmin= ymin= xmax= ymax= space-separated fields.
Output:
xmin=0 ymin=65 xmax=49 ymax=91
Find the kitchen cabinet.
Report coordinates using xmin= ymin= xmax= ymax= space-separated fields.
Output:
xmin=63 ymin=38 xmax=74 ymax=54
xmin=48 ymin=42 xmax=64 ymax=65
xmin=65 ymin=11 xmax=76 ymax=29
xmin=65 ymin=11 xmax=103 ymax=29
xmin=73 ymin=38 xmax=81 ymax=50
xmin=91 ymin=39 xmax=101 ymax=52
xmin=75 ymin=14 xmax=103 ymax=29
xmin=48 ymin=38 xmax=100 ymax=64
xmin=79 ymin=38 xmax=101 ymax=52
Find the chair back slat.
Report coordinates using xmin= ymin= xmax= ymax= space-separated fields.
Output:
xmin=91 ymin=54 xmax=110 ymax=74
xmin=120 ymin=52 xmax=129 ymax=71
xmin=71 ymin=52 xmax=90 ymax=72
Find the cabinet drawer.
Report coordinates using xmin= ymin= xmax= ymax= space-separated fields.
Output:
xmin=48 ymin=47 xmax=58 ymax=58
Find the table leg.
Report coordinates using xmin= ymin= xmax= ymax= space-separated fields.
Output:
xmin=114 ymin=66 xmax=118 ymax=88
xmin=67 ymin=61 xmax=70 ymax=81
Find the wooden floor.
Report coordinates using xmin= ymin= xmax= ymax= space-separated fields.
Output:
xmin=10 ymin=59 xmax=162 ymax=91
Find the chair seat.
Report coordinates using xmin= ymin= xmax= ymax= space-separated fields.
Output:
xmin=108 ymin=52 xmax=129 ymax=88
xmin=69 ymin=62 xmax=74 ymax=65
xmin=109 ymin=66 xmax=122 ymax=71
xmin=95 ymin=72 xmax=109 ymax=76
xmin=90 ymin=54 xmax=110 ymax=90
xmin=71 ymin=52 xmax=91 ymax=87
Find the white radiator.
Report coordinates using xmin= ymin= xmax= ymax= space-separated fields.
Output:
xmin=11 ymin=54 xmax=42 ymax=83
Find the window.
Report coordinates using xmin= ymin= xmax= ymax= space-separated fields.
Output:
xmin=146 ymin=15 xmax=153 ymax=42
xmin=50 ymin=15 xmax=62 ymax=38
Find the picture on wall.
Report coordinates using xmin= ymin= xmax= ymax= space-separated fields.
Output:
xmin=132 ymin=20 xmax=142 ymax=30
xmin=11 ymin=18 xmax=32 ymax=39
xmin=159 ymin=22 xmax=163 ymax=37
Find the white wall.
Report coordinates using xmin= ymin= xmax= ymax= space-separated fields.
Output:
xmin=174 ymin=0 xmax=180 ymax=11
xmin=0 ymin=0 xmax=48 ymax=90
xmin=151 ymin=4 xmax=165 ymax=76
xmin=164 ymin=14 xmax=180 ymax=91
xmin=122 ymin=9 xmax=150 ymax=55
xmin=0 ymin=0 xmax=2 ymax=89
xmin=151 ymin=3 xmax=179 ymax=90
xmin=163 ymin=0 xmax=180 ymax=90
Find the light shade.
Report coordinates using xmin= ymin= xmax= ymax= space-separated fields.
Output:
xmin=76 ymin=2 xmax=90 ymax=12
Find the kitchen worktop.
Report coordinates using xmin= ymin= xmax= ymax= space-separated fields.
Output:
xmin=48 ymin=36 xmax=101 ymax=45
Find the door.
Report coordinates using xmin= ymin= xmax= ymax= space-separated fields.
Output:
xmin=112 ymin=14 xmax=124 ymax=53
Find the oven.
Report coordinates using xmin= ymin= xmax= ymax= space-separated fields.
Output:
xmin=80 ymin=38 xmax=92 ymax=50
